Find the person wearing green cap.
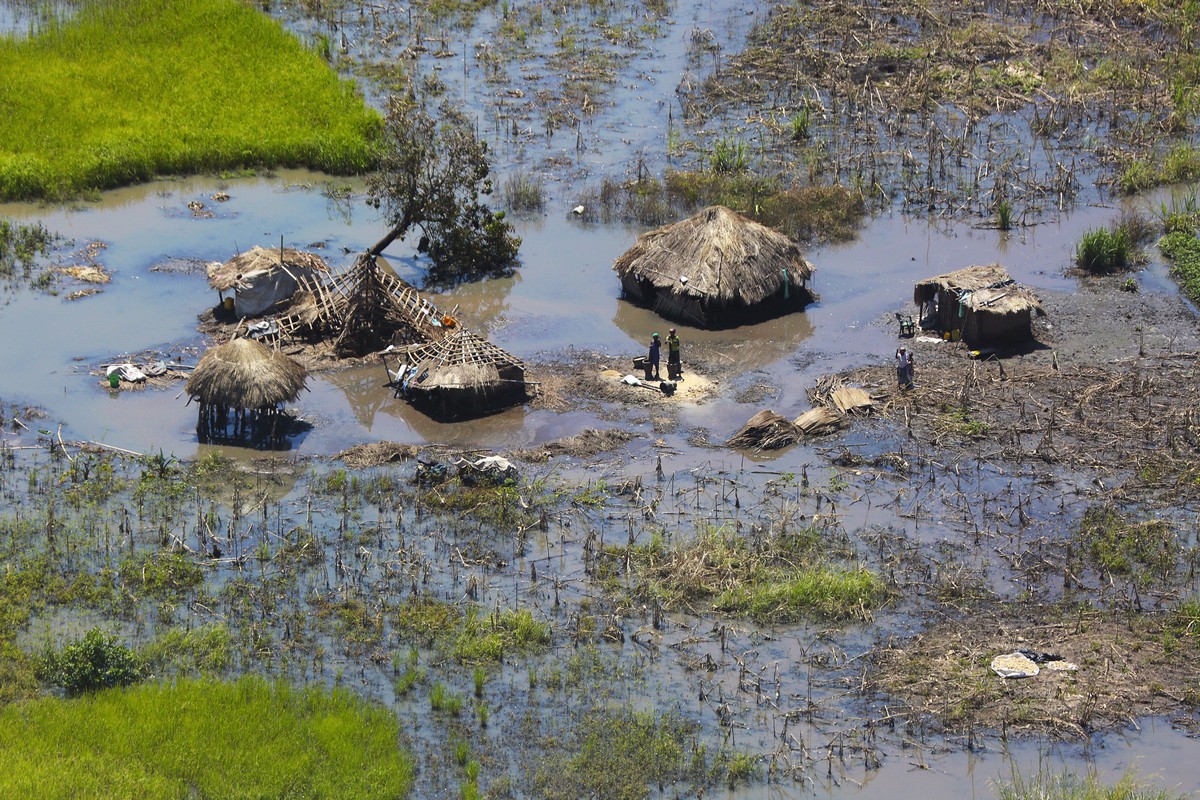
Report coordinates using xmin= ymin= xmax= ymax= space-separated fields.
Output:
xmin=648 ymin=333 xmax=661 ymax=380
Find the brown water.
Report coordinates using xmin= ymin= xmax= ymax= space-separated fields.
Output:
xmin=5 ymin=0 xmax=1200 ymax=794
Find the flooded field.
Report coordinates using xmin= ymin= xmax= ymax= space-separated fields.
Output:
xmin=3 ymin=0 xmax=1200 ymax=797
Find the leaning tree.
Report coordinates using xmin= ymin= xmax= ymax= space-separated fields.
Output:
xmin=367 ymin=94 xmax=520 ymax=281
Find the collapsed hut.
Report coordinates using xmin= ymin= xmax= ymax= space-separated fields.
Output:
xmin=271 ymin=253 xmax=448 ymax=356
xmin=613 ymin=205 xmax=816 ymax=328
xmin=207 ymin=246 xmax=329 ymax=317
xmin=185 ymin=337 xmax=308 ymax=446
xmin=392 ymin=328 xmax=528 ymax=420
xmin=913 ymin=265 xmax=1045 ymax=346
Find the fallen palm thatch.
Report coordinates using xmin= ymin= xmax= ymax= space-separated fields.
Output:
xmin=513 ymin=428 xmax=638 ymax=462
xmin=727 ymin=409 xmax=800 ymax=450
xmin=795 ymin=406 xmax=841 ymax=434
xmin=613 ymin=205 xmax=815 ymax=328
xmin=334 ymin=441 xmax=421 ymax=469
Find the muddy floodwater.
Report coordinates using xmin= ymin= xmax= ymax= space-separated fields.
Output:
xmin=0 ymin=173 xmax=1147 ymax=456
xmin=5 ymin=0 xmax=1200 ymax=797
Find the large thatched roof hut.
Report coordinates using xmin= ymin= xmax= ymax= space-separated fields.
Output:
xmin=393 ymin=328 xmax=528 ymax=420
xmin=207 ymin=246 xmax=329 ymax=318
xmin=612 ymin=205 xmax=815 ymax=328
xmin=185 ymin=337 xmax=309 ymax=445
xmin=913 ymin=265 xmax=1045 ymax=346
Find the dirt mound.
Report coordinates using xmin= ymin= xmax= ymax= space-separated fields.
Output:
xmin=335 ymin=442 xmax=420 ymax=469
xmin=872 ymin=606 xmax=1200 ymax=739
xmin=512 ymin=428 xmax=637 ymax=462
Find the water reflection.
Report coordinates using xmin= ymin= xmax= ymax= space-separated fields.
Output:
xmin=611 ymin=296 xmax=815 ymax=373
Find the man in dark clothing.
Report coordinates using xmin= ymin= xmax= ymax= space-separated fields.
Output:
xmin=648 ymin=333 xmax=661 ymax=380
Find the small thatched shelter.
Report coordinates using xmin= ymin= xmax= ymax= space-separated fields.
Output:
xmin=393 ymin=328 xmax=528 ymax=420
xmin=613 ymin=205 xmax=815 ymax=328
xmin=913 ymin=265 xmax=1045 ymax=346
xmin=185 ymin=337 xmax=309 ymax=445
xmin=207 ymin=246 xmax=329 ymax=317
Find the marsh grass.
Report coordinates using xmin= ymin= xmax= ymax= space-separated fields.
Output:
xmin=0 ymin=219 xmax=56 ymax=283
xmin=1160 ymin=229 xmax=1200 ymax=305
xmin=531 ymin=707 xmax=709 ymax=800
xmin=1073 ymin=506 xmax=1179 ymax=584
xmin=502 ymin=170 xmax=546 ymax=212
xmin=587 ymin=171 xmax=865 ymax=241
xmin=0 ymin=677 xmax=414 ymax=798
xmin=616 ymin=525 xmax=885 ymax=622
xmin=0 ymin=0 xmax=381 ymax=200
xmin=995 ymin=768 xmax=1187 ymax=800
xmin=1076 ymin=226 xmax=1133 ymax=273
xmin=394 ymin=598 xmax=550 ymax=663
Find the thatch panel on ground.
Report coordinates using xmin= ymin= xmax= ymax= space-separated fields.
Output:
xmin=795 ymin=406 xmax=841 ymax=434
xmin=613 ymin=205 xmax=816 ymax=328
xmin=727 ymin=409 xmax=799 ymax=450
xmin=829 ymin=387 xmax=875 ymax=415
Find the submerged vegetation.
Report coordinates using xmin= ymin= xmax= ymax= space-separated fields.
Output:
xmin=0 ymin=0 xmax=381 ymax=201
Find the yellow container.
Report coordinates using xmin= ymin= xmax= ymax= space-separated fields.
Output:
xmin=223 ymin=296 xmax=234 ymax=312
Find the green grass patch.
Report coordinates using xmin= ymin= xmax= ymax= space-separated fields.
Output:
xmin=1073 ymin=505 xmax=1179 ymax=585
xmin=1160 ymin=229 xmax=1200 ymax=305
xmin=994 ymin=768 xmax=1187 ymax=800
xmin=0 ymin=0 xmax=381 ymax=201
xmin=1076 ymin=225 xmax=1133 ymax=273
xmin=615 ymin=525 xmax=883 ymax=622
xmin=530 ymin=707 xmax=708 ymax=800
xmin=394 ymin=598 xmax=550 ymax=663
xmin=713 ymin=565 xmax=887 ymax=622
xmin=0 ymin=676 xmax=414 ymax=799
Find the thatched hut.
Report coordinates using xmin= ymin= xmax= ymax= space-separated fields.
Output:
xmin=612 ymin=205 xmax=815 ymax=328
xmin=913 ymin=265 xmax=1045 ymax=346
xmin=207 ymin=246 xmax=328 ymax=317
xmin=185 ymin=337 xmax=309 ymax=445
xmin=393 ymin=328 xmax=528 ymax=420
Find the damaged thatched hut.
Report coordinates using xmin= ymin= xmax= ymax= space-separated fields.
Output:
xmin=393 ymin=328 xmax=528 ymax=420
xmin=913 ymin=265 xmax=1045 ymax=346
xmin=613 ymin=205 xmax=815 ymax=328
xmin=185 ymin=337 xmax=308 ymax=444
xmin=207 ymin=246 xmax=329 ymax=318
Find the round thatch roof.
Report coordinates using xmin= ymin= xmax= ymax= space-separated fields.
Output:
xmin=185 ymin=338 xmax=308 ymax=409
xmin=612 ymin=206 xmax=814 ymax=306
xmin=207 ymin=246 xmax=329 ymax=291
xmin=404 ymin=328 xmax=526 ymax=392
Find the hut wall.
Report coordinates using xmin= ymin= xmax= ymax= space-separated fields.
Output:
xmin=963 ymin=309 xmax=1032 ymax=346
xmin=235 ymin=264 xmax=320 ymax=317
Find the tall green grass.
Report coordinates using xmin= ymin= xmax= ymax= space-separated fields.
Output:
xmin=995 ymin=768 xmax=1187 ymax=800
xmin=0 ymin=677 xmax=414 ymax=799
xmin=1160 ymin=229 xmax=1200 ymax=305
xmin=0 ymin=0 xmax=382 ymax=201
